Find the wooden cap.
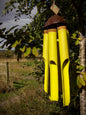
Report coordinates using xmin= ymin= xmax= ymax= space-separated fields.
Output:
xmin=57 ymin=26 xmax=66 ymax=30
xmin=48 ymin=29 xmax=56 ymax=32
xmin=44 ymin=30 xmax=48 ymax=34
xmin=44 ymin=15 xmax=66 ymax=28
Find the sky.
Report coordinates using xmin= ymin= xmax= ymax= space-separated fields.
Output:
xmin=0 ymin=0 xmax=37 ymax=30
xmin=0 ymin=0 xmax=37 ymax=50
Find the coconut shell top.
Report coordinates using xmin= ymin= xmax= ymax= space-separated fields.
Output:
xmin=44 ymin=15 xmax=66 ymax=29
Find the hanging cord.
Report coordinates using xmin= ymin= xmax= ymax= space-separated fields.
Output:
xmin=53 ymin=0 xmax=55 ymax=4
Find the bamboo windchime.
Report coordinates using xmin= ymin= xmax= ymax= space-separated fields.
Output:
xmin=43 ymin=15 xmax=70 ymax=106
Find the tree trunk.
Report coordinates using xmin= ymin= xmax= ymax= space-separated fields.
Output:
xmin=79 ymin=32 xmax=86 ymax=115
xmin=80 ymin=89 xmax=86 ymax=115
xmin=71 ymin=1 xmax=86 ymax=114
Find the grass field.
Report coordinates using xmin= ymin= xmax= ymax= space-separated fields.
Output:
xmin=0 ymin=58 xmax=79 ymax=115
xmin=0 ymin=58 xmax=60 ymax=115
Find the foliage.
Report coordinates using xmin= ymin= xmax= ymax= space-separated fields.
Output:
xmin=28 ymin=59 xmax=44 ymax=83
xmin=0 ymin=0 xmax=86 ymax=58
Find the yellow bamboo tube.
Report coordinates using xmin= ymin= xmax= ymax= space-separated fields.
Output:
xmin=43 ymin=30 xmax=49 ymax=93
xmin=48 ymin=29 xmax=59 ymax=101
xmin=57 ymin=26 xmax=70 ymax=106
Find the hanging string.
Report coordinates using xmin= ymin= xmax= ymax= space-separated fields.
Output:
xmin=53 ymin=0 xmax=55 ymax=4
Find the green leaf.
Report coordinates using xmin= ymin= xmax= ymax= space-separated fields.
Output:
xmin=77 ymin=76 xmax=80 ymax=87
xmin=77 ymin=37 xmax=81 ymax=41
xmin=75 ymin=39 xmax=79 ymax=45
xmin=79 ymin=65 xmax=84 ymax=71
xmin=76 ymin=65 xmax=85 ymax=71
xmin=77 ymin=76 xmax=85 ymax=88
xmin=37 ymin=48 xmax=41 ymax=51
xmin=24 ymin=47 xmax=31 ymax=57
xmin=20 ymin=46 xmax=26 ymax=52
xmin=12 ymin=41 xmax=18 ymax=47
xmin=76 ymin=71 xmax=80 ymax=74
xmin=81 ymin=72 xmax=86 ymax=82
xmin=12 ymin=40 xmax=21 ymax=47
xmin=71 ymin=33 xmax=77 ymax=39
xmin=5 ymin=2 xmax=11 ymax=6
xmin=75 ymin=59 xmax=80 ymax=64
xmin=28 ymin=39 xmax=33 ymax=43
xmin=2 ymin=9 xmax=6 ymax=14
xmin=80 ymin=78 xmax=85 ymax=86
xmin=29 ymin=35 xmax=34 ymax=40
xmin=32 ymin=47 xmax=38 ymax=56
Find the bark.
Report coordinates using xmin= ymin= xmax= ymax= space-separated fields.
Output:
xmin=79 ymin=32 xmax=85 ymax=73
xmin=71 ymin=1 xmax=86 ymax=114
xmin=79 ymin=32 xmax=86 ymax=115
xmin=80 ymin=89 xmax=86 ymax=115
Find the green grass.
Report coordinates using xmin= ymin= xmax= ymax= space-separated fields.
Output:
xmin=0 ymin=78 xmax=61 ymax=115
xmin=13 ymin=82 xmax=25 ymax=89
xmin=9 ymin=60 xmax=36 ymax=79
xmin=19 ymin=60 xmax=35 ymax=67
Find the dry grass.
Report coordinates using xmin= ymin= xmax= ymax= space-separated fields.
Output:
xmin=0 ymin=58 xmax=53 ymax=115
xmin=0 ymin=58 xmax=35 ymax=93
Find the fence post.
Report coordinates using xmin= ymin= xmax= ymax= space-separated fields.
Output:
xmin=6 ymin=62 xmax=9 ymax=84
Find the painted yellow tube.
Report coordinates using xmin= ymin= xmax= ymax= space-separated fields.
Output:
xmin=57 ymin=26 xmax=70 ymax=106
xmin=48 ymin=29 xmax=59 ymax=101
xmin=43 ymin=30 xmax=49 ymax=93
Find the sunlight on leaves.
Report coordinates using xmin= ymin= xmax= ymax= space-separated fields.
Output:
xmin=77 ymin=76 xmax=86 ymax=88
xmin=12 ymin=40 xmax=21 ymax=47
xmin=32 ymin=47 xmax=38 ymax=56
xmin=20 ymin=46 xmax=26 ymax=52
xmin=24 ymin=47 xmax=31 ymax=57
